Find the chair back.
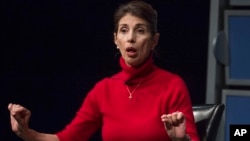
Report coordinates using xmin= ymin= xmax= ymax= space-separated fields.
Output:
xmin=192 ymin=104 xmax=225 ymax=141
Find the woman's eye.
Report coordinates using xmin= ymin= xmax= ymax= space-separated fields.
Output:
xmin=120 ymin=28 xmax=127 ymax=33
xmin=137 ymin=28 xmax=145 ymax=34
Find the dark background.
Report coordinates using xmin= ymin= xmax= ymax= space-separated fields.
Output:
xmin=1 ymin=0 xmax=209 ymax=140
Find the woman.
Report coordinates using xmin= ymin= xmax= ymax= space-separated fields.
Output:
xmin=8 ymin=1 xmax=199 ymax=141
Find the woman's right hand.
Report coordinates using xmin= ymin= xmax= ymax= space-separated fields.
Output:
xmin=8 ymin=103 xmax=31 ymax=137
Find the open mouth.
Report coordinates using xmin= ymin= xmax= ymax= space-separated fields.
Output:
xmin=126 ymin=47 xmax=137 ymax=57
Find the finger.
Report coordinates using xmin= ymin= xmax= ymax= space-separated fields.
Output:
xmin=9 ymin=104 xmax=21 ymax=122
xmin=176 ymin=112 xmax=185 ymax=121
xmin=162 ymin=112 xmax=181 ymax=126
xmin=176 ymin=112 xmax=185 ymax=124
xmin=10 ymin=104 xmax=20 ymax=115
xmin=172 ymin=112 xmax=185 ymax=126
xmin=8 ymin=103 xmax=13 ymax=111
xmin=9 ymin=104 xmax=19 ymax=116
xmin=9 ymin=103 xmax=15 ymax=120
xmin=161 ymin=114 xmax=168 ymax=120
xmin=161 ymin=115 xmax=170 ymax=129
xmin=12 ymin=104 xmax=25 ymax=112
xmin=10 ymin=104 xmax=28 ymax=119
xmin=165 ymin=115 xmax=174 ymax=130
xmin=171 ymin=113 xmax=178 ymax=125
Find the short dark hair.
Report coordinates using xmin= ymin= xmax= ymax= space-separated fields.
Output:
xmin=113 ymin=0 xmax=158 ymax=35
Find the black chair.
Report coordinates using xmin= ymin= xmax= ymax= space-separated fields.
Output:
xmin=192 ymin=104 xmax=225 ymax=141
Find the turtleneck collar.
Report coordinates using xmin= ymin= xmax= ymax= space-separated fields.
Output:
xmin=119 ymin=55 xmax=155 ymax=84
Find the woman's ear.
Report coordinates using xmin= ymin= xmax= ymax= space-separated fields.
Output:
xmin=152 ymin=33 xmax=160 ymax=49
xmin=113 ymin=33 xmax=118 ymax=45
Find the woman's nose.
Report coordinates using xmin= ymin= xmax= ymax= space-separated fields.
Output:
xmin=127 ymin=31 xmax=135 ymax=43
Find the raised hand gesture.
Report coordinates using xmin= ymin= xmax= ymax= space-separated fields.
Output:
xmin=161 ymin=111 xmax=190 ymax=141
xmin=8 ymin=103 xmax=31 ymax=137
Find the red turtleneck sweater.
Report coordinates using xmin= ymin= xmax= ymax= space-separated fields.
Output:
xmin=56 ymin=56 xmax=200 ymax=141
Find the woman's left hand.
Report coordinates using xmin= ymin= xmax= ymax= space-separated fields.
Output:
xmin=161 ymin=111 xmax=187 ymax=140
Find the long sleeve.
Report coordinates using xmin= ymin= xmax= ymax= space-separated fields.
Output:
xmin=161 ymin=76 xmax=200 ymax=141
xmin=56 ymin=81 xmax=104 ymax=141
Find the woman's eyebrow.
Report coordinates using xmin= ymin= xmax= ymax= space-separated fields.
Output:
xmin=118 ymin=23 xmax=147 ymax=27
xmin=118 ymin=24 xmax=128 ymax=27
xmin=135 ymin=23 xmax=147 ymax=27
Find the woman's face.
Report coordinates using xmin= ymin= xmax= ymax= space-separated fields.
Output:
xmin=114 ymin=14 xmax=159 ymax=67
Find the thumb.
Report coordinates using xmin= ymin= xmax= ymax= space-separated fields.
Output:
xmin=8 ymin=103 xmax=12 ymax=110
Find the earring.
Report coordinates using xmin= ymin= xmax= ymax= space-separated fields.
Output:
xmin=117 ymin=46 xmax=119 ymax=49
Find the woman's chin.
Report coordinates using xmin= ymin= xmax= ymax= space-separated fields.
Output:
xmin=125 ymin=59 xmax=141 ymax=67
